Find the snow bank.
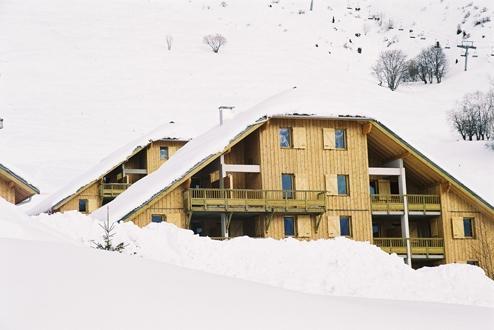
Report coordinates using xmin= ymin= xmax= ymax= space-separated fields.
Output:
xmin=0 ymin=197 xmax=65 ymax=242
xmin=3 ymin=238 xmax=493 ymax=330
xmin=27 ymin=212 xmax=494 ymax=307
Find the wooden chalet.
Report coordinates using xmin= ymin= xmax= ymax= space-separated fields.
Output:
xmin=29 ymin=122 xmax=190 ymax=215
xmin=92 ymin=110 xmax=494 ymax=276
xmin=0 ymin=163 xmax=39 ymax=204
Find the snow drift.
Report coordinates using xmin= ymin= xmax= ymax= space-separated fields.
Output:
xmin=24 ymin=210 xmax=494 ymax=307
xmin=3 ymin=238 xmax=493 ymax=330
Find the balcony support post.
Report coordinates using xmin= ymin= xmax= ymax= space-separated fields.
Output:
xmin=219 ymin=155 xmax=228 ymax=238
xmin=314 ymin=214 xmax=323 ymax=233
xmin=396 ymin=159 xmax=412 ymax=267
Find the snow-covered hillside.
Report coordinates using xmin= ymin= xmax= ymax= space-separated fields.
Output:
xmin=0 ymin=0 xmax=493 ymax=205
xmin=1 ymin=198 xmax=494 ymax=329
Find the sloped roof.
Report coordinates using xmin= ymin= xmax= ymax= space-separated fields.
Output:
xmin=0 ymin=162 xmax=40 ymax=198
xmin=92 ymin=87 xmax=494 ymax=222
xmin=91 ymin=89 xmax=372 ymax=222
xmin=28 ymin=121 xmax=192 ymax=215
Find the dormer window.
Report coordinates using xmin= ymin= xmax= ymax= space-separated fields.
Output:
xmin=160 ymin=146 xmax=169 ymax=160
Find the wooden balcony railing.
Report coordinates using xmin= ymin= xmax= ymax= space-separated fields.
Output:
xmin=184 ymin=188 xmax=326 ymax=213
xmin=373 ymin=238 xmax=445 ymax=256
xmin=100 ymin=183 xmax=131 ymax=198
xmin=370 ymin=194 xmax=441 ymax=213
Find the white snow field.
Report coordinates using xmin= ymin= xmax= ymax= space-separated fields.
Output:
xmin=0 ymin=0 xmax=493 ymax=206
xmin=1 ymin=198 xmax=494 ymax=329
xmin=2 ymin=239 xmax=494 ymax=330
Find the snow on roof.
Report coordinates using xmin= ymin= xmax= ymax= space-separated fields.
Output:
xmin=0 ymin=162 xmax=40 ymax=194
xmin=92 ymin=88 xmax=372 ymax=222
xmin=92 ymin=86 xmax=494 ymax=222
xmin=28 ymin=121 xmax=192 ymax=215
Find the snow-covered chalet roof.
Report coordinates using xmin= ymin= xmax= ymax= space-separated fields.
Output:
xmin=0 ymin=162 xmax=40 ymax=196
xmin=92 ymin=87 xmax=494 ymax=222
xmin=28 ymin=121 xmax=191 ymax=215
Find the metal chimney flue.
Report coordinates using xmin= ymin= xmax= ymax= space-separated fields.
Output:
xmin=218 ymin=106 xmax=235 ymax=126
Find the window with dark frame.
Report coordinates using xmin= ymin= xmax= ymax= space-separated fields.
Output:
xmin=78 ymin=199 xmax=88 ymax=213
xmin=369 ymin=180 xmax=378 ymax=195
xmin=279 ymin=128 xmax=292 ymax=148
xmin=337 ymin=175 xmax=349 ymax=195
xmin=281 ymin=173 xmax=294 ymax=199
xmin=284 ymin=216 xmax=295 ymax=237
xmin=160 ymin=146 xmax=169 ymax=160
xmin=463 ymin=218 xmax=474 ymax=238
xmin=151 ymin=214 xmax=166 ymax=223
xmin=340 ymin=216 xmax=351 ymax=236
xmin=372 ymin=223 xmax=380 ymax=237
xmin=335 ymin=129 xmax=347 ymax=149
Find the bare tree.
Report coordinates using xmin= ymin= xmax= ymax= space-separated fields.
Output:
xmin=416 ymin=48 xmax=434 ymax=84
xmin=429 ymin=46 xmax=448 ymax=83
xmin=165 ymin=35 xmax=173 ymax=51
xmin=449 ymin=90 xmax=494 ymax=141
xmin=372 ymin=49 xmax=408 ymax=91
xmin=203 ymin=34 xmax=227 ymax=53
xmin=415 ymin=45 xmax=448 ymax=84
xmin=404 ymin=59 xmax=419 ymax=82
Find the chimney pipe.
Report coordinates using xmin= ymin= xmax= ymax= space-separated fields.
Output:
xmin=218 ymin=106 xmax=235 ymax=126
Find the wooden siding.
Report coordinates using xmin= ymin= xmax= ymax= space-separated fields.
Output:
xmin=58 ymin=182 xmax=101 ymax=213
xmin=258 ymin=118 xmax=372 ymax=241
xmin=440 ymin=187 xmax=494 ymax=277
xmin=0 ymin=176 xmax=16 ymax=203
xmin=131 ymin=186 xmax=186 ymax=228
xmin=146 ymin=140 xmax=187 ymax=173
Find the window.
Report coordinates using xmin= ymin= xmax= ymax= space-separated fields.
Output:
xmin=337 ymin=175 xmax=349 ymax=195
xmin=369 ymin=180 xmax=378 ymax=195
xmin=160 ymin=146 xmax=169 ymax=160
xmin=335 ymin=129 xmax=347 ymax=149
xmin=463 ymin=218 xmax=474 ymax=238
xmin=372 ymin=223 xmax=380 ymax=237
xmin=340 ymin=216 xmax=351 ymax=236
xmin=467 ymin=260 xmax=479 ymax=266
xmin=282 ymin=174 xmax=294 ymax=199
xmin=78 ymin=199 xmax=88 ymax=213
xmin=284 ymin=216 xmax=295 ymax=237
xmin=151 ymin=214 xmax=166 ymax=223
xmin=279 ymin=128 xmax=292 ymax=148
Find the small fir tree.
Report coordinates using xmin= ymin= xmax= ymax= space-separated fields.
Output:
xmin=92 ymin=212 xmax=126 ymax=252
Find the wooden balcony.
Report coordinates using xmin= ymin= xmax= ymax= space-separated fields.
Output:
xmin=370 ymin=194 xmax=441 ymax=213
xmin=100 ymin=183 xmax=131 ymax=198
xmin=184 ymin=188 xmax=326 ymax=214
xmin=373 ymin=238 xmax=445 ymax=256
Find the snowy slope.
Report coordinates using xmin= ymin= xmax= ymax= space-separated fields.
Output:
xmin=0 ymin=0 xmax=493 ymax=205
xmin=3 ymin=237 xmax=494 ymax=330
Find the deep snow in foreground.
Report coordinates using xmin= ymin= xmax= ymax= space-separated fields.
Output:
xmin=2 ymin=238 xmax=494 ymax=330
xmin=3 ymin=199 xmax=494 ymax=307
xmin=1 ymin=199 xmax=494 ymax=329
